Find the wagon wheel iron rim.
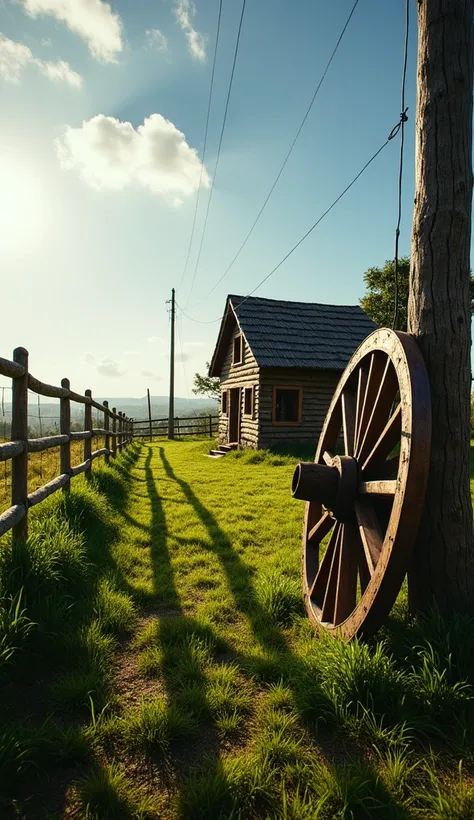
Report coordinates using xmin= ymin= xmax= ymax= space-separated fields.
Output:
xmin=293 ymin=328 xmax=431 ymax=641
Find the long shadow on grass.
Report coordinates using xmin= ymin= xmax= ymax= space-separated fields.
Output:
xmin=157 ymin=446 xmax=288 ymax=654
xmin=143 ymin=447 xmax=223 ymax=778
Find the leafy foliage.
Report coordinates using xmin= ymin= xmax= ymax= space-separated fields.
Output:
xmin=360 ymin=257 xmax=474 ymax=330
xmin=192 ymin=361 xmax=220 ymax=400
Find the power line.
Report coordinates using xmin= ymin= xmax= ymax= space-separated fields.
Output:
xmin=177 ymin=0 xmax=224 ymax=292
xmin=392 ymin=0 xmax=410 ymax=330
xmin=184 ymin=0 xmax=248 ymax=308
xmin=178 ymin=121 xmax=401 ymax=326
xmin=187 ymin=0 xmax=361 ymax=310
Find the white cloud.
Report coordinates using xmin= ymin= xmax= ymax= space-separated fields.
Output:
xmin=0 ymin=31 xmax=82 ymax=86
xmin=141 ymin=369 xmax=162 ymax=382
xmin=97 ymin=357 xmax=123 ymax=377
xmin=84 ymin=352 xmax=95 ymax=365
xmin=183 ymin=340 xmax=205 ymax=349
xmin=123 ymin=349 xmax=140 ymax=356
xmin=41 ymin=37 xmax=52 ymax=46
xmin=55 ymin=113 xmax=209 ymax=204
xmin=174 ymin=0 xmax=206 ymax=62
xmin=16 ymin=0 xmax=123 ymax=63
xmin=146 ymin=28 xmax=168 ymax=53
xmin=148 ymin=335 xmax=166 ymax=344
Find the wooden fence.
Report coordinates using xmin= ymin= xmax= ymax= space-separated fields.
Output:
xmin=0 ymin=347 xmax=133 ymax=542
xmin=133 ymin=415 xmax=218 ymax=440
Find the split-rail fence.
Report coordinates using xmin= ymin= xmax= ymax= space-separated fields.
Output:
xmin=0 ymin=348 xmax=133 ymax=542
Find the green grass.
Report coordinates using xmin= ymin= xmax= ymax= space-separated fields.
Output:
xmin=1 ymin=438 xmax=474 ymax=817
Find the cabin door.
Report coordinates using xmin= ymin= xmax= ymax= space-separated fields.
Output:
xmin=228 ymin=388 xmax=241 ymax=444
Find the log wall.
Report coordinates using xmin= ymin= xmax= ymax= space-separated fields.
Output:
xmin=218 ymin=326 xmax=259 ymax=448
xmin=258 ymin=367 xmax=341 ymax=450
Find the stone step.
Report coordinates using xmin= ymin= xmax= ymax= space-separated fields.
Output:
xmin=208 ymin=450 xmax=226 ymax=458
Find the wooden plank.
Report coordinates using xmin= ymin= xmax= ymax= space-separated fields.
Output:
xmin=27 ymin=473 xmax=70 ymax=508
xmin=355 ymin=499 xmax=383 ymax=573
xmin=91 ymin=448 xmax=111 ymax=460
xmin=11 ymin=348 xmax=28 ymax=540
xmin=90 ymin=398 xmax=105 ymax=412
xmin=28 ymin=374 xmax=68 ymax=399
xmin=91 ymin=428 xmax=108 ymax=436
xmin=68 ymin=389 xmax=91 ymax=405
xmin=0 ymin=356 xmax=26 ymax=379
xmin=27 ymin=434 xmax=69 ymax=453
xmin=84 ymin=390 xmax=92 ymax=480
xmin=359 ymin=480 xmax=397 ymax=497
xmin=0 ymin=504 xmax=26 ymax=537
xmin=0 ymin=441 xmax=24 ymax=462
xmin=70 ymin=459 xmax=91 ymax=477
xmin=103 ymin=401 xmax=110 ymax=466
xmin=60 ymin=378 xmax=71 ymax=486
xmin=112 ymin=409 xmax=117 ymax=458
xmin=69 ymin=431 xmax=92 ymax=441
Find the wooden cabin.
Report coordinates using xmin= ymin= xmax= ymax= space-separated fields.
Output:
xmin=209 ymin=295 xmax=376 ymax=450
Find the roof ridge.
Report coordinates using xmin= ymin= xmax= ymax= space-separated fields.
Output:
xmin=228 ymin=294 xmax=366 ymax=311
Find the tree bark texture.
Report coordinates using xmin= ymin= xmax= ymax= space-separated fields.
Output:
xmin=408 ymin=0 xmax=474 ymax=612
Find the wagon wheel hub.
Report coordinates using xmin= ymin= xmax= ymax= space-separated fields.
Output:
xmin=292 ymin=456 xmax=358 ymax=523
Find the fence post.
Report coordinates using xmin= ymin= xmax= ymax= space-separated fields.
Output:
xmin=176 ymin=417 xmax=180 ymax=439
xmin=60 ymin=378 xmax=71 ymax=489
xmin=84 ymin=389 xmax=92 ymax=480
xmin=11 ymin=347 xmax=28 ymax=540
xmin=118 ymin=412 xmax=123 ymax=454
xmin=112 ymin=408 xmax=117 ymax=458
xmin=103 ymin=400 xmax=110 ymax=465
xmin=209 ymin=414 xmax=212 ymax=439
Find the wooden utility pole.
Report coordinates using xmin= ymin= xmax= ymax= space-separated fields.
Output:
xmin=168 ymin=288 xmax=176 ymax=440
xmin=408 ymin=0 xmax=474 ymax=612
xmin=147 ymin=388 xmax=153 ymax=442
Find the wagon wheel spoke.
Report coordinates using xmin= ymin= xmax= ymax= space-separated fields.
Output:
xmin=361 ymin=404 xmax=402 ymax=475
xmin=354 ymin=360 xmax=369 ymax=449
xmin=355 ymin=353 xmax=386 ymax=455
xmin=307 ymin=510 xmax=335 ymax=542
xmin=334 ymin=517 xmax=358 ymax=623
xmin=321 ymin=524 xmax=343 ymax=623
xmin=342 ymin=389 xmax=357 ymax=456
xmin=357 ymin=358 xmax=399 ymax=464
xmin=355 ymin=498 xmax=382 ymax=574
xmin=359 ymin=480 xmax=397 ymax=497
xmin=309 ymin=521 xmax=342 ymax=602
xmin=322 ymin=450 xmax=335 ymax=466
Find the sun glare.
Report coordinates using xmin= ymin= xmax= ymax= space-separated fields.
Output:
xmin=0 ymin=161 xmax=44 ymax=255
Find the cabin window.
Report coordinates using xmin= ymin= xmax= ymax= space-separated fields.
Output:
xmin=273 ymin=386 xmax=302 ymax=425
xmin=221 ymin=390 xmax=228 ymax=415
xmin=233 ymin=335 xmax=243 ymax=365
xmin=244 ymin=387 xmax=254 ymax=417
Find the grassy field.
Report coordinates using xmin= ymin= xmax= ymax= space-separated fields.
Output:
xmin=1 ymin=439 xmax=474 ymax=818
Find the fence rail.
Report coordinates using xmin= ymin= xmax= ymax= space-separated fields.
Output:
xmin=133 ymin=414 xmax=218 ymax=440
xmin=0 ymin=347 xmax=134 ymax=541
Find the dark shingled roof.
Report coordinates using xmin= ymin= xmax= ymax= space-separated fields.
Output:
xmin=210 ymin=295 xmax=377 ymax=375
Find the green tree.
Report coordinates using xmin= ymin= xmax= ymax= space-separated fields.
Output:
xmin=192 ymin=362 xmax=220 ymax=400
xmin=360 ymin=257 xmax=410 ymax=330
xmin=360 ymin=257 xmax=474 ymax=330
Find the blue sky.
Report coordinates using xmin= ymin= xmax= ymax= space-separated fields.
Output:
xmin=0 ymin=0 xmax=420 ymax=398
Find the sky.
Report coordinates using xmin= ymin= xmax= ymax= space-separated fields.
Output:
xmin=0 ymin=0 xmax=423 ymax=399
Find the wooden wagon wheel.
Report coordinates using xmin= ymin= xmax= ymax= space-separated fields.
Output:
xmin=291 ymin=328 xmax=431 ymax=640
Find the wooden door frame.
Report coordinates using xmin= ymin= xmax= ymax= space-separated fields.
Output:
xmin=228 ymin=387 xmax=241 ymax=444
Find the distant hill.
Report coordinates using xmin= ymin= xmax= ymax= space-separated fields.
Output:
xmin=1 ymin=395 xmax=218 ymax=434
